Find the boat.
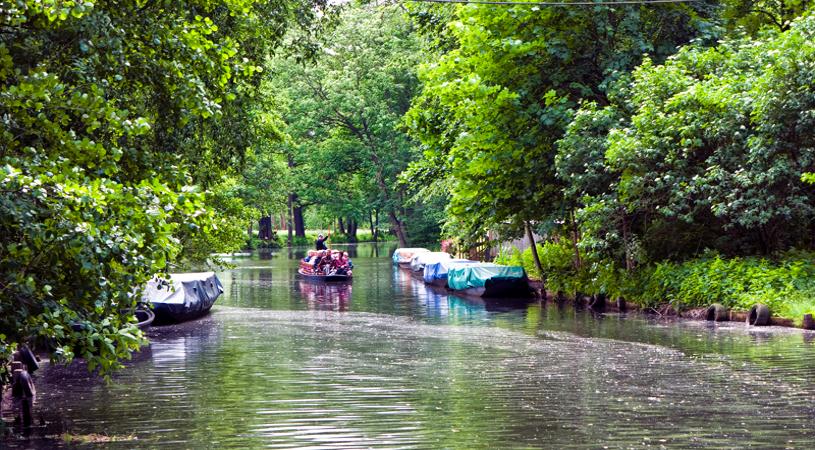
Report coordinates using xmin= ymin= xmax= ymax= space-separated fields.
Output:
xmin=423 ymin=259 xmax=477 ymax=287
xmin=392 ymin=248 xmax=431 ymax=268
xmin=142 ymin=272 xmax=223 ymax=323
xmin=408 ymin=252 xmax=453 ymax=279
xmin=297 ymin=268 xmax=353 ymax=282
xmin=298 ymin=250 xmax=353 ymax=282
xmin=446 ymin=263 xmax=531 ymax=298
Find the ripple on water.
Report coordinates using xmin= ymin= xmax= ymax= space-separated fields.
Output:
xmin=11 ymin=304 xmax=815 ymax=449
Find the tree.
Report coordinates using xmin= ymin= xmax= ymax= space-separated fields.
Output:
xmin=0 ymin=0 xmax=334 ymax=380
xmin=561 ymin=10 xmax=815 ymax=264
xmin=268 ymin=2 xmax=424 ymax=247
xmin=404 ymin=2 xmax=714 ymax=276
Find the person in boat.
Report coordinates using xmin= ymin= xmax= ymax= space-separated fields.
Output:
xmin=315 ymin=231 xmax=330 ymax=250
xmin=312 ymin=249 xmax=327 ymax=272
xmin=333 ymin=251 xmax=353 ymax=275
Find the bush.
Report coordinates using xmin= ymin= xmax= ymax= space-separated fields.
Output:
xmin=500 ymin=244 xmax=815 ymax=323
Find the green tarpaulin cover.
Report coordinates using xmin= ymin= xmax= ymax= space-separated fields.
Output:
xmin=447 ymin=263 xmax=526 ymax=290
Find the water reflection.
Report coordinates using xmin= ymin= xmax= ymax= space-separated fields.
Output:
xmin=296 ymin=280 xmax=352 ymax=311
xmin=6 ymin=243 xmax=815 ymax=448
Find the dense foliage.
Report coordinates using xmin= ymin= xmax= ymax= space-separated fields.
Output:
xmin=0 ymin=0 xmax=331 ymax=378
xmin=563 ymin=14 xmax=815 ymax=261
xmin=404 ymin=2 xmax=715 ymax=251
xmin=409 ymin=3 xmax=815 ymax=319
xmin=265 ymin=3 xmax=442 ymax=247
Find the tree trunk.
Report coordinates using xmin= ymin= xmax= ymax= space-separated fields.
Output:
xmin=348 ymin=218 xmax=358 ymax=242
xmin=247 ymin=221 xmax=254 ymax=244
xmin=259 ymin=216 xmax=272 ymax=241
xmin=293 ymin=206 xmax=305 ymax=238
xmin=288 ymin=154 xmax=306 ymax=238
xmin=389 ymin=210 xmax=408 ymax=247
xmin=374 ymin=210 xmax=380 ymax=241
xmin=370 ymin=211 xmax=377 ymax=242
xmin=366 ymin=145 xmax=407 ymax=246
xmin=287 ymin=195 xmax=294 ymax=247
xmin=338 ymin=217 xmax=346 ymax=235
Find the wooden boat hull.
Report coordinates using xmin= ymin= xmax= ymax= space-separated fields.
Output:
xmin=298 ymin=268 xmax=353 ymax=282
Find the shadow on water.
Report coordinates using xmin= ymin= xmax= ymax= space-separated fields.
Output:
xmin=6 ymin=243 xmax=815 ymax=448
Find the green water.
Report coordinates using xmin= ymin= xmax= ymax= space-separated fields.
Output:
xmin=5 ymin=243 xmax=815 ymax=448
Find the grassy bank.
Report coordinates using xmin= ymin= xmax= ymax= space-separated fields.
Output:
xmin=244 ymin=230 xmax=396 ymax=250
xmin=496 ymin=243 xmax=815 ymax=325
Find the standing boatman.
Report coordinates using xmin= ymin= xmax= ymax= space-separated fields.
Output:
xmin=315 ymin=231 xmax=330 ymax=250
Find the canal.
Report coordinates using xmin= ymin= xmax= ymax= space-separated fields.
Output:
xmin=6 ymin=243 xmax=815 ymax=447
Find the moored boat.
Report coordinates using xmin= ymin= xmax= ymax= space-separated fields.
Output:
xmin=408 ymin=252 xmax=453 ymax=278
xmin=423 ymin=259 xmax=477 ymax=287
xmin=392 ymin=248 xmax=431 ymax=268
xmin=447 ymin=263 xmax=530 ymax=298
xmin=143 ymin=272 xmax=223 ymax=323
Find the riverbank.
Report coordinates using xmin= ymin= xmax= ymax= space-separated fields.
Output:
xmin=507 ymin=246 xmax=815 ymax=330
xmin=527 ymin=282 xmax=802 ymax=328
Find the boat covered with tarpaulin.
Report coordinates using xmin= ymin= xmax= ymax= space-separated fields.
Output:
xmin=447 ymin=263 xmax=530 ymax=297
xmin=408 ymin=252 xmax=453 ymax=277
xmin=392 ymin=248 xmax=430 ymax=268
xmin=423 ymin=259 xmax=477 ymax=287
xmin=143 ymin=272 xmax=223 ymax=323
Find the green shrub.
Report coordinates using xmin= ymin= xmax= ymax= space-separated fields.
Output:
xmin=500 ymin=244 xmax=815 ymax=323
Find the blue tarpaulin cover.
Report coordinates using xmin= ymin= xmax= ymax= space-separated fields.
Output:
xmin=409 ymin=252 xmax=452 ymax=272
xmin=423 ymin=259 xmax=476 ymax=283
xmin=447 ymin=263 xmax=527 ymax=291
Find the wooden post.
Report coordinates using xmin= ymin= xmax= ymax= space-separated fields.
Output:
xmin=525 ymin=221 xmax=545 ymax=298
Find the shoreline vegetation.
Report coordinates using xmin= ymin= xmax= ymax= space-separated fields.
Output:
xmin=497 ymin=244 xmax=815 ymax=328
xmin=245 ymin=230 xmax=398 ymax=250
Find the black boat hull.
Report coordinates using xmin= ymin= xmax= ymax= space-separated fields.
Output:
xmin=298 ymin=269 xmax=353 ymax=282
xmin=145 ymin=272 xmax=223 ymax=324
xmin=451 ymin=277 xmax=532 ymax=298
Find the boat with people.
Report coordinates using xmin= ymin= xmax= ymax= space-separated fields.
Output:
xmin=446 ymin=262 xmax=530 ymax=298
xmin=392 ymin=248 xmax=431 ymax=268
xmin=423 ymin=259 xmax=478 ymax=288
xmin=299 ymin=249 xmax=353 ymax=282
xmin=142 ymin=272 xmax=224 ymax=323
xmin=408 ymin=251 xmax=453 ymax=278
